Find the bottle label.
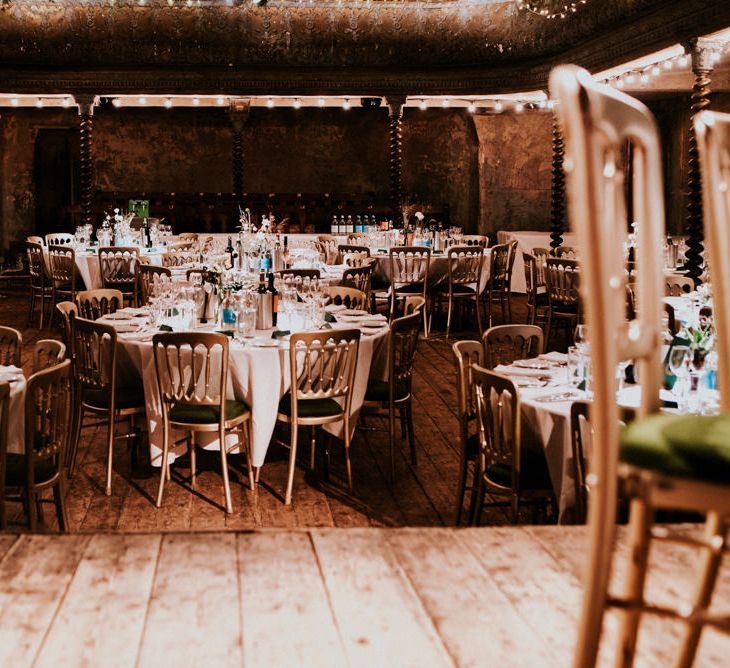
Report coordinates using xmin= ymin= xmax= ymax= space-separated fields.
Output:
xmin=222 ymin=308 xmax=237 ymax=326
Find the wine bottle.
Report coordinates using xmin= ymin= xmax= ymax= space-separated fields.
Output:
xmin=283 ymin=235 xmax=290 ymax=268
xmin=331 ymin=215 xmax=338 ymax=236
xmin=267 ymin=271 xmax=278 ymax=327
xmin=225 ymin=235 xmax=234 ymax=268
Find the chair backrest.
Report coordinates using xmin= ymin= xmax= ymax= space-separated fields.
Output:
xmin=452 ymin=340 xmax=484 ymax=425
xmin=472 ymin=365 xmax=522 ymax=489
xmin=338 ymin=245 xmax=371 ymax=267
xmin=33 ymin=339 xmax=66 ymax=374
xmin=26 ymin=242 xmax=47 ymax=281
xmin=663 ymin=275 xmax=694 ymax=296
xmin=523 ymin=253 xmax=538 ymax=298
xmin=347 ymin=233 xmax=367 ymax=244
xmin=555 ymin=245 xmax=579 ymax=259
xmin=76 ymin=289 xmax=123 ymax=320
xmin=447 ymin=245 xmax=484 ymax=289
xmin=287 ymin=330 xmax=361 ymax=420
xmin=341 ymin=265 xmax=373 ymax=294
xmin=56 ymin=301 xmax=78 ymax=347
xmin=315 ymin=238 xmax=339 ymax=265
xmin=277 ymin=268 xmax=321 ymax=280
xmin=487 ymin=243 xmax=513 ymax=286
xmin=153 ymin=332 xmax=229 ymax=419
xmin=388 ymin=311 xmax=422 ymax=400
xmin=24 ymin=359 xmax=72 ymax=486
xmin=178 ymin=233 xmax=198 ymax=242
xmin=162 ymin=251 xmax=197 ymax=268
xmin=461 ymin=234 xmax=488 ymax=247
xmin=338 ymin=244 xmax=371 ymax=258
xmin=45 ymin=233 xmax=74 ymax=246
xmin=48 ymin=245 xmax=76 ymax=288
xmin=0 ymin=326 xmax=22 ymax=366
xmin=570 ymin=400 xmax=591 ymax=524
xmin=695 ymin=109 xmax=730 ymax=411
xmin=404 ymin=296 xmax=426 ymax=317
xmin=167 ymin=241 xmax=195 ymax=252
xmin=545 ymin=257 xmax=580 ymax=307
xmin=482 ymin=324 xmax=543 ymax=369
xmin=389 ymin=246 xmax=430 ymax=288
xmin=98 ymin=247 xmax=139 ymax=291
xmin=27 ymin=235 xmax=44 ymax=246
xmin=138 ymin=264 xmax=172 ymax=304
xmin=532 ymin=247 xmax=549 ymax=288
xmin=323 ymin=286 xmax=367 ymax=311
xmin=71 ymin=317 xmax=117 ymax=393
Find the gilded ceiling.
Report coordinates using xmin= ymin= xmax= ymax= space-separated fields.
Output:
xmin=0 ymin=0 xmax=729 ymax=94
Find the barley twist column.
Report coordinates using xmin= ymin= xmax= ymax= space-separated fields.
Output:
xmin=229 ymin=100 xmax=250 ymax=216
xmin=74 ymin=94 xmax=98 ymax=228
xmin=386 ymin=96 xmax=407 ymax=219
xmin=550 ymin=111 xmax=566 ymax=254
xmin=684 ymin=39 xmax=721 ymax=285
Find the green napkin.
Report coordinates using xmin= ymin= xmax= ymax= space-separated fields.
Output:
xmin=271 ymin=330 xmax=290 ymax=339
xmin=663 ymin=334 xmax=690 ymax=389
xmin=158 ymin=324 xmax=173 ymax=332
xmin=325 ymin=312 xmax=337 ymax=323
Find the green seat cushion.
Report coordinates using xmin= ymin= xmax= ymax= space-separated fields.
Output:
xmin=169 ymin=399 xmax=250 ymax=425
xmin=661 ymin=414 xmax=730 ymax=484
xmin=4 ymin=452 xmax=56 ymax=486
xmin=277 ymin=393 xmax=343 ymax=418
xmin=84 ymin=385 xmax=146 ymax=410
xmin=364 ymin=379 xmax=409 ymax=402
xmin=486 ymin=443 xmax=552 ymax=490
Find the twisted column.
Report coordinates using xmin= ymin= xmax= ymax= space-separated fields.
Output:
xmin=74 ymin=95 xmax=97 ymax=228
xmin=386 ymin=96 xmax=407 ymax=219
xmin=550 ymin=112 xmax=566 ymax=254
xmin=229 ymin=100 xmax=250 ymax=217
xmin=684 ymin=39 xmax=721 ymax=285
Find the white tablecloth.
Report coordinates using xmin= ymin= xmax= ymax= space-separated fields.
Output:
xmin=0 ymin=367 xmax=26 ymax=455
xmin=115 ymin=323 xmax=389 ymax=468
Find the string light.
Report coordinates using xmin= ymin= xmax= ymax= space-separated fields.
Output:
xmin=318 ymin=97 xmax=326 ymax=107
xmin=266 ymin=97 xmax=275 ymax=108
xmin=138 ymin=96 xmax=147 ymax=105
xmin=514 ymin=101 xmax=524 ymax=113
xmin=192 ymin=96 xmax=200 ymax=106
xmin=441 ymin=98 xmax=450 ymax=108
xmin=62 ymin=98 xmax=71 ymax=108
xmin=112 ymin=98 xmax=122 ymax=107
xmin=494 ymin=101 xmax=503 ymax=112
xmin=419 ymin=99 xmax=427 ymax=110
xmin=216 ymin=95 xmax=226 ymax=106
xmin=342 ymin=98 xmax=351 ymax=109
xmin=467 ymin=102 xmax=476 ymax=113
xmin=164 ymin=98 xmax=173 ymax=109
xmin=293 ymin=98 xmax=302 ymax=109
xmin=35 ymin=98 xmax=44 ymax=108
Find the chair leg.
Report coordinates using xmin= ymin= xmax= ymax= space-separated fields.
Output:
xmin=68 ymin=401 xmax=84 ymax=476
xmin=388 ymin=403 xmax=397 ymax=483
xmin=343 ymin=416 xmax=353 ymax=492
xmin=446 ymin=293 xmax=453 ymax=339
xmin=310 ymin=426 xmax=317 ymax=471
xmin=510 ymin=494 xmax=519 ymax=524
xmin=219 ymin=426 xmax=234 ymax=514
xmin=105 ymin=409 xmax=116 ymax=496
xmin=0 ymin=497 xmax=6 ymax=531
xmin=466 ymin=463 xmax=481 ymax=525
xmin=190 ymin=432 xmax=196 ymax=488
xmin=454 ymin=450 xmax=469 ymax=526
xmin=406 ymin=403 xmax=416 ymax=466
xmin=475 ymin=294 xmax=483 ymax=335
xmin=156 ymin=420 xmax=170 ymax=508
xmin=285 ymin=422 xmax=299 ymax=505
xmin=245 ymin=421 xmax=255 ymax=491
xmin=36 ymin=496 xmax=45 ymax=526
xmin=53 ymin=478 xmax=69 ymax=532
xmin=675 ymin=511 xmax=726 ymax=667
xmin=26 ymin=490 xmax=38 ymax=531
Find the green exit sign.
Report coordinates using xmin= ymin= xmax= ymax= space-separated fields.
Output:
xmin=128 ymin=199 xmax=150 ymax=217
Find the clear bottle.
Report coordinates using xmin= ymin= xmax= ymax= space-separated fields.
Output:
xmin=345 ymin=215 xmax=354 ymax=235
xmin=217 ymin=289 xmax=238 ymax=334
xmin=331 ymin=215 xmax=339 ymax=236
xmin=267 ymin=271 xmax=279 ymax=328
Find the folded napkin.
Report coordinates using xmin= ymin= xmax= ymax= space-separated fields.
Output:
xmin=494 ymin=364 xmax=548 ymax=378
xmin=539 ymin=351 xmax=569 ymax=364
xmin=0 ymin=365 xmax=23 ymax=378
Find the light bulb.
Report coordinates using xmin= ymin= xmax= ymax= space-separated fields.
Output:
xmin=192 ymin=97 xmax=200 ymax=106
xmin=36 ymin=98 xmax=44 ymax=108
xmin=494 ymin=101 xmax=503 ymax=112
xmin=342 ymin=99 xmax=351 ymax=110
xmin=419 ymin=99 xmax=427 ymax=110
xmin=112 ymin=98 xmax=122 ymax=107
xmin=467 ymin=102 xmax=476 ymax=113
xmin=216 ymin=96 xmax=226 ymax=106
xmin=318 ymin=97 xmax=325 ymax=107
xmin=266 ymin=98 xmax=275 ymax=108
xmin=138 ymin=97 xmax=147 ymax=105
xmin=164 ymin=98 xmax=173 ymax=109
xmin=293 ymin=98 xmax=302 ymax=109
xmin=514 ymin=101 xmax=524 ymax=113
xmin=441 ymin=98 xmax=450 ymax=108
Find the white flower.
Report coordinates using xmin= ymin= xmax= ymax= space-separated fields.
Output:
xmin=415 ymin=211 xmax=424 ymax=221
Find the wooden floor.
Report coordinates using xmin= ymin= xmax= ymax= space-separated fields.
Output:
xmin=0 ymin=524 xmax=728 ymax=667
xmin=3 ymin=289 xmax=532 ymax=532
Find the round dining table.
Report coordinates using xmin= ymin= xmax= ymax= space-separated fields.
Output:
xmin=110 ymin=313 xmax=390 ymax=468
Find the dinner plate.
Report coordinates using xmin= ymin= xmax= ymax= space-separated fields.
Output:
xmin=103 ymin=313 xmax=134 ymax=320
xmin=513 ymin=360 xmax=552 ymax=370
xmin=360 ymin=320 xmax=387 ymax=328
xmin=251 ymin=338 xmax=279 ymax=348
xmin=337 ymin=309 xmax=370 ymax=318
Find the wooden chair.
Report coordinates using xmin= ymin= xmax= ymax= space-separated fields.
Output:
xmin=569 ymin=400 xmax=591 ymax=525
xmin=27 ymin=235 xmax=44 ymax=246
xmin=167 ymin=241 xmax=196 ymax=252
xmin=98 ymin=246 xmax=139 ymax=306
xmin=277 ymin=268 xmax=321 ymax=280
xmin=545 ymin=257 xmax=581 ymax=349
xmin=481 ymin=324 xmax=543 ymax=369
xmin=338 ymin=245 xmax=370 ymax=267
xmin=524 ymin=252 xmax=550 ymax=328
xmin=48 ymin=244 xmax=78 ymax=313
xmin=664 ymin=274 xmax=695 ymax=296
xmin=26 ymin=242 xmax=53 ymax=328
xmin=551 ymin=64 xmax=730 ymax=668
xmin=555 ymin=245 xmax=579 ymax=259
xmin=315 ymin=237 xmax=339 ymax=265
xmin=76 ymin=289 xmax=123 ymax=320
xmin=178 ymin=232 xmax=198 ymax=242
xmin=55 ymin=301 xmax=77 ymax=349
xmin=44 ymin=232 xmax=74 ymax=246
xmin=138 ymin=264 xmax=172 ymax=305
xmin=389 ymin=246 xmax=430 ymax=337
xmin=341 ymin=264 xmax=373 ymax=295
xmin=363 ymin=311 xmax=421 ymax=481
xmin=1 ymin=360 xmax=72 ymax=531
xmin=404 ymin=296 xmax=426 ymax=316
xmin=162 ymin=250 xmax=197 ymax=267
xmin=0 ymin=326 xmax=22 ymax=366
xmin=32 ymin=339 xmax=66 ymax=374
xmin=452 ymin=340 xmax=484 ymax=525
xmin=68 ymin=317 xmax=145 ymax=495
xmin=430 ymin=245 xmax=484 ymax=338
xmin=346 ymin=232 xmax=368 ymax=244
xmin=461 ymin=234 xmax=488 ymax=247
xmin=275 ymin=329 xmax=361 ymax=504
xmin=152 ymin=332 xmax=254 ymax=514
xmin=482 ymin=241 xmax=517 ymax=327
xmin=470 ymin=365 xmax=555 ymax=525
xmin=322 ymin=286 xmax=368 ymax=311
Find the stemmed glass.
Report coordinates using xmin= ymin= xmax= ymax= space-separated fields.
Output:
xmin=567 ymin=346 xmax=585 ymax=398
xmin=574 ymin=324 xmax=589 ymax=353
xmin=668 ymin=345 xmax=690 ymax=410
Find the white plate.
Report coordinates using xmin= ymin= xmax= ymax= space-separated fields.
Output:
xmin=360 ymin=321 xmax=387 ymax=329
xmin=513 ymin=359 xmax=552 ymax=370
xmin=337 ymin=309 xmax=370 ymax=318
xmin=325 ymin=304 xmax=347 ymax=314
xmin=251 ymin=338 xmax=279 ymax=348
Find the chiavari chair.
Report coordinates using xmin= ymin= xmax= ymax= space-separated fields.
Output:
xmin=48 ymin=244 xmax=78 ymax=314
xmin=460 ymin=234 xmax=488 ymax=247
xmin=162 ymin=250 xmax=197 ymax=268
xmin=341 ymin=264 xmax=373 ymax=295
xmin=481 ymin=324 xmax=543 ymax=369
xmin=98 ymin=246 xmax=139 ymax=306
xmin=569 ymin=400 xmax=591 ymax=525
xmin=275 ymin=329 xmax=361 ymax=504
xmin=315 ymin=235 xmax=340 ymax=264
xmin=76 ymin=289 xmax=123 ymax=320
xmin=470 ymin=365 xmax=555 ymax=525
xmin=545 ymin=257 xmax=581 ymax=349
xmin=452 ymin=340 xmax=484 ymax=525
xmin=338 ymin=244 xmax=371 ymax=268
xmin=167 ymin=241 xmax=196 ymax=252
xmin=363 ymin=311 xmax=421 ymax=481
xmin=68 ymin=317 xmax=145 ymax=495
xmin=55 ymin=301 xmax=77 ymax=349
xmin=388 ymin=246 xmax=430 ymax=337
xmin=346 ymin=232 xmax=368 ymax=244
xmin=322 ymin=286 xmax=368 ymax=311
xmin=26 ymin=242 xmax=53 ymax=327
xmin=523 ymin=252 xmax=550 ymax=328
xmin=555 ymin=245 xmax=579 ymax=259
xmin=404 ymin=295 xmax=426 ymax=316
xmin=664 ymin=274 xmax=695 ymax=296
xmin=153 ymin=332 xmax=254 ymax=514
xmin=138 ymin=264 xmax=172 ymax=304
xmin=0 ymin=326 xmax=22 ymax=367
xmin=430 ymin=245 xmax=484 ymax=337
xmin=26 ymin=235 xmax=44 ymax=246
xmin=482 ymin=241 xmax=517 ymax=327
xmin=550 ymin=64 xmax=730 ymax=668
xmin=277 ymin=268 xmax=321 ymax=280
xmin=1 ymin=360 xmax=72 ymax=531
xmin=32 ymin=339 xmax=66 ymax=374
xmin=44 ymin=232 xmax=74 ymax=246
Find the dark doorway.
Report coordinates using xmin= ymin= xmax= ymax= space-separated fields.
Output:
xmin=33 ymin=129 xmax=80 ymax=236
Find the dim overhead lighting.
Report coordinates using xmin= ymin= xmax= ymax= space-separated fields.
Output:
xmin=62 ymin=98 xmax=71 ymax=108
xmin=112 ymin=98 xmax=122 ymax=107
xmin=192 ymin=97 xmax=200 ymax=106
xmin=514 ymin=101 xmax=524 ymax=113
xmin=164 ymin=98 xmax=173 ymax=109
xmin=419 ymin=99 xmax=427 ymax=110
xmin=467 ymin=102 xmax=477 ymax=113
xmin=342 ymin=98 xmax=351 ymax=110
xmin=318 ymin=97 xmax=326 ymax=107
xmin=138 ymin=97 xmax=147 ymax=105
xmin=36 ymin=98 xmax=45 ymax=108
xmin=266 ymin=97 xmax=275 ymax=108
xmin=293 ymin=98 xmax=302 ymax=109
xmin=441 ymin=98 xmax=450 ymax=108
xmin=494 ymin=101 xmax=503 ymax=112
xmin=216 ymin=96 xmax=226 ymax=106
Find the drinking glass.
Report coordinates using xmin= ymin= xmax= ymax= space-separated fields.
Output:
xmin=574 ymin=324 xmax=589 ymax=353
xmin=567 ymin=346 xmax=584 ymax=395
xmin=668 ymin=345 xmax=690 ymax=410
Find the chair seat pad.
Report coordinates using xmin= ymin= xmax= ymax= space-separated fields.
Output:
xmin=486 ymin=446 xmax=553 ymax=490
xmin=4 ymin=453 xmax=56 ymax=486
xmin=620 ymin=413 xmax=730 ymax=484
xmin=169 ymin=399 xmax=250 ymax=425
xmin=84 ymin=385 xmax=146 ymax=410
xmin=394 ymin=283 xmax=425 ymax=294
xmin=364 ymin=379 xmax=409 ymax=402
xmin=278 ymin=393 xmax=343 ymax=418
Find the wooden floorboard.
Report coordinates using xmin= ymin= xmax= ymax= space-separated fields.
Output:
xmin=0 ymin=525 xmax=726 ymax=667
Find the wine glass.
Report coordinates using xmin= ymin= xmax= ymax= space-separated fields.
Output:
xmin=668 ymin=345 xmax=690 ymax=410
xmin=567 ymin=346 xmax=584 ymax=396
xmin=574 ymin=324 xmax=589 ymax=353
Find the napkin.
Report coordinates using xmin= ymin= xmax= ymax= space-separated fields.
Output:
xmin=494 ymin=364 xmax=548 ymax=378
xmin=539 ymin=351 xmax=568 ymax=364
xmin=0 ymin=365 xmax=23 ymax=379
